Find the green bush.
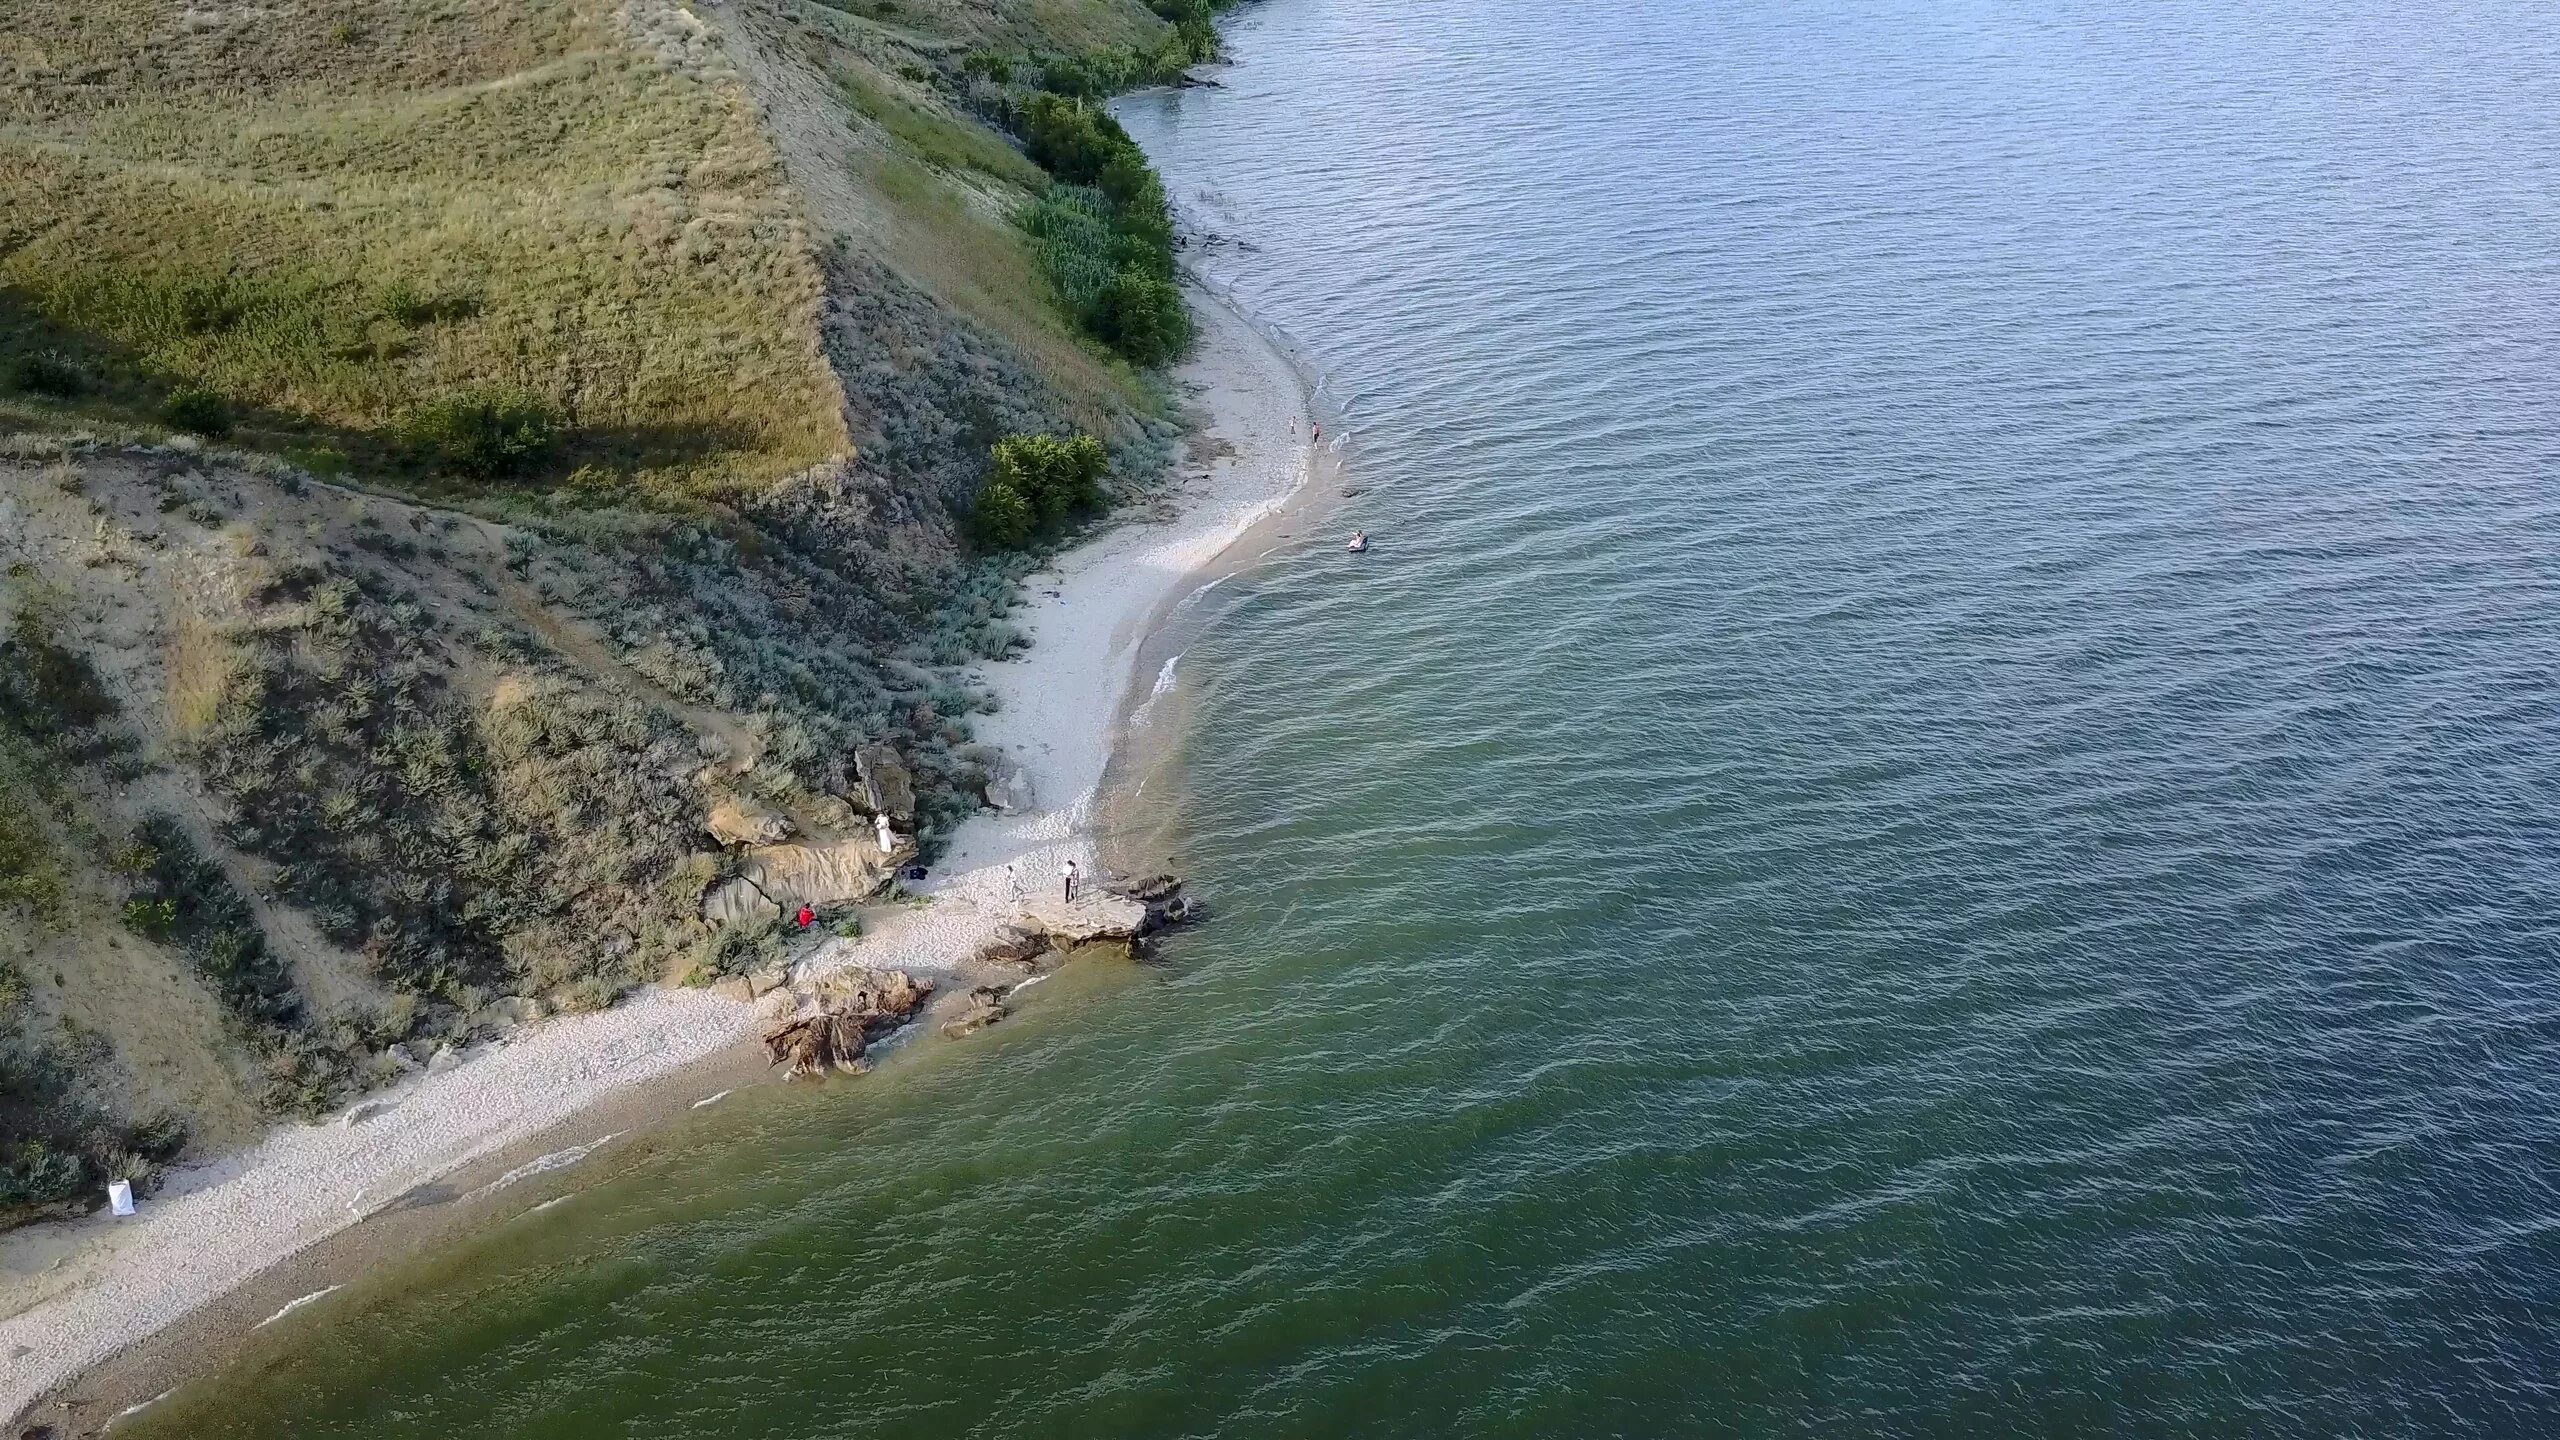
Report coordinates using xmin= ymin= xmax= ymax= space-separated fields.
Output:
xmin=975 ymin=432 xmax=1106 ymax=548
xmin=123 ymin=814 xmax=301 ymax=1029
xmin=377 ymin=282 xmax=436 ymax=328
xmin=973 ymin=478 xmax=1035 ymax=548
xmin=399 ymin=389 xmax=560 ymax=480
xmin=1015 ymin=97 xmax=1191 ymax=364
xmin=120 ymin=896 xmax=177 ymax=940
xmin=1096 ymin=269 xmax=1187 ymax=366
xmin=6 ymin=351 xmax=89 ymax=399
xmin=162 ymin=385 xmax=234 ymax=437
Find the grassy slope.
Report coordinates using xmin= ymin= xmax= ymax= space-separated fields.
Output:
xmin=0 ymin=0 xmax=1201 ymax=1218
xmin=0 ymin=0 xmax=845 ymax=499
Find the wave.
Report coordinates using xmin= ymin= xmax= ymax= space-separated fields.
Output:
xmin=464 ymin=1133 xmax=624 ymax=1203
xmin=251 ymin=1286 xmax=342 ymax=1331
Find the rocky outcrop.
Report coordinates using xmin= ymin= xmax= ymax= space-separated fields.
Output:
xmin=759 ymin=967 xmax=934 ymax=1078
xmin=940 ymin=985 xmax=1010 ymax=1040
xmin=699 ymin=834 xmax=913 ymax=925
xmin=706 ymin=796 xmax=792 ymax=847
xmin=854 ymin=744 xmax=916 ymax=825
xmin=981 ymin=754 xmax=1034 ymax=813
xmin=1113 ymin=873 xmax=1201 ymax=929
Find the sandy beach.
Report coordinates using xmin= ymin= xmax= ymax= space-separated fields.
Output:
xmin=0 ymin=289 xmax=1315 ymax=1430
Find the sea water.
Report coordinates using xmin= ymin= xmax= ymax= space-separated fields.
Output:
xmin=130 ymin=0 xmax=2560 ymax=1433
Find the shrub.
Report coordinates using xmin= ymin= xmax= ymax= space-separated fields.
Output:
xmin=975 ymin=432 xmax=1107 ymax=547
xmin=122 ymin=814 xmax=301 ymax=1029
xmin=1096 ymin=269 xmax=1189 ymax=366
xmin=1015 ymin=97 xmax=1190 ymax=364
xmin=399 ymin=390 xmax=560 ymax=480
xmin=6 ymin=351 xmax=89 ymax=399
xmin=973 ymin=479 xmax=1035 ymax=548
xmin=377 ymin=282 xmax=435 ymax=328
xmin=162 ymin=386 xmax=234 ymax=437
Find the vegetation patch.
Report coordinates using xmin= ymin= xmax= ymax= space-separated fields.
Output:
xmin=974 ymin=432 xmax=1107 ymax=547
xmin=0 ymin=958 xmax=189 ymax=1223
xmin=0 ymin=0 xmax=846 ymax=498
xmin=1016 ymin=96 xmax=1189 ymax=365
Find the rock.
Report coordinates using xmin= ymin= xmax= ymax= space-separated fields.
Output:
xmin=854 ymin=744 xmax=916 ymax=824
xmin=488 ymin=995 xmax=544 ymax=1025
xmin=710 ymin=975 xmax=753 ymax=1003
xmin=723 ymin=837 xmax=910 ymax=919
xmin=753 ymin=987 xmax=800 ymax=1021
xmin=939 ymin=985 xmax=1010 ymax=1040
xmin=814 ymin=965 xmax=933 ymax=1020
xmin=1114 ymin=873 xmax=1184 ymax=905
xmin=973 ymin=923 xmax=1052 ymax=968
xmin=746 ymin=964 xmax=791 ymax=998
xmin=1099 ymin=875 xmax=1199 ymax=938
xmin=339 ymin=1098 xmax=393 ymax=1128
xmin=700 ymin=876 xmax=783 ymax=928
xmin=425 ymin=1043 xmax=462 ymax=1075
xmin=762 ymin=968 xmax=934 ymax=1078
xmin=706 ymin=796 xmax=791 ymax=847
xmin=983 ymin=755 xmax=1034 ymax=813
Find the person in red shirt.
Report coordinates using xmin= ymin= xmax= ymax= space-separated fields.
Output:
xmin=795 ymin=906 xmax=815 ymax=930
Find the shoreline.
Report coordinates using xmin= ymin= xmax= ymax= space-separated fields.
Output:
xmin=0 ymin=286 xmax=1320 ymax=1434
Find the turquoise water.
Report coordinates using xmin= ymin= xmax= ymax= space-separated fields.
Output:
xmin=133 ymin=0 xmax=2560 ymax=1434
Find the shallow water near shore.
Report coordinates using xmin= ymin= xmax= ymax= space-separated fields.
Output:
xmin=121 ymin=0 xmax=2560 ymax=1434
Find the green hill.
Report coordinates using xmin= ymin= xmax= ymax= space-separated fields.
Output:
xmin=0 ymin=0 xmax=1218 ymax=1223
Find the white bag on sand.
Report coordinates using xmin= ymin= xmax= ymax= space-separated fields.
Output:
xmin=107 ymin=1180 xmax=136 ymax=1217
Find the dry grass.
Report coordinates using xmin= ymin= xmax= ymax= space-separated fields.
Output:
xmin=0 ymin=0 xmax=847 ymax=499
xmin=165 ymin=612 xmax=235 ymax=741
xmin=856 ymin=147 xmax=1137 ymax=426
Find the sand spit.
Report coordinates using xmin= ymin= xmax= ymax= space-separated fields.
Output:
xmin=0 ymin=290 xmax=1314 ymax=1428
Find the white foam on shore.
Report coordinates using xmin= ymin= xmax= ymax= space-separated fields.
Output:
xmin=0 ymin=288 xmax=1315 ymax=1429
xmin=106 ymin=1388 xmax=173 ymax=1428
xmin=1129 ymin=653 xmax=1184 ymax=729
xmin=250 ymin=1286 xmax=342 ymax=1331
xmin=465 ymin=1133 xmax=624 ymax=1203
xmin=689 ymin=1089 xmax=735 ymax=1110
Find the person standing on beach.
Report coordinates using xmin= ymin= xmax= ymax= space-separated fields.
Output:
xmin=1061 ymin=858 xmax=1080 ymax=905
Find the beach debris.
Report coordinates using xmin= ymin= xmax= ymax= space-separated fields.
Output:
xmin=854 ymin=743 xmax=917 ymax=824
xmin=941 ymin=985 xmax=1012 ymax=1040
xmin=107 ymin=1180 xmax=135 ymax=1217
xmin=760 ymin=968 xmax=935 ymax=1078
xmin=706 ymin=795 xmax=792 ymax=847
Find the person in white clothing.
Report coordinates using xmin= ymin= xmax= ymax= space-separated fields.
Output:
xmin=875 ymin=812 xmax=896 ymax=855
xmin=1061 ymin=858 xmax=1080 ymax=904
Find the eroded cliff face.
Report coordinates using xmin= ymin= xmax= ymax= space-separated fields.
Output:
xmin=0 ymin=0 xmax=1189 ymax=1220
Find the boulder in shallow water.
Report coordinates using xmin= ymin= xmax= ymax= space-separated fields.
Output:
xmin=761 ymin=967 xmax=935 ymax=1078
xmin=940 ymin=986 xmax=1010 ymax=1040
